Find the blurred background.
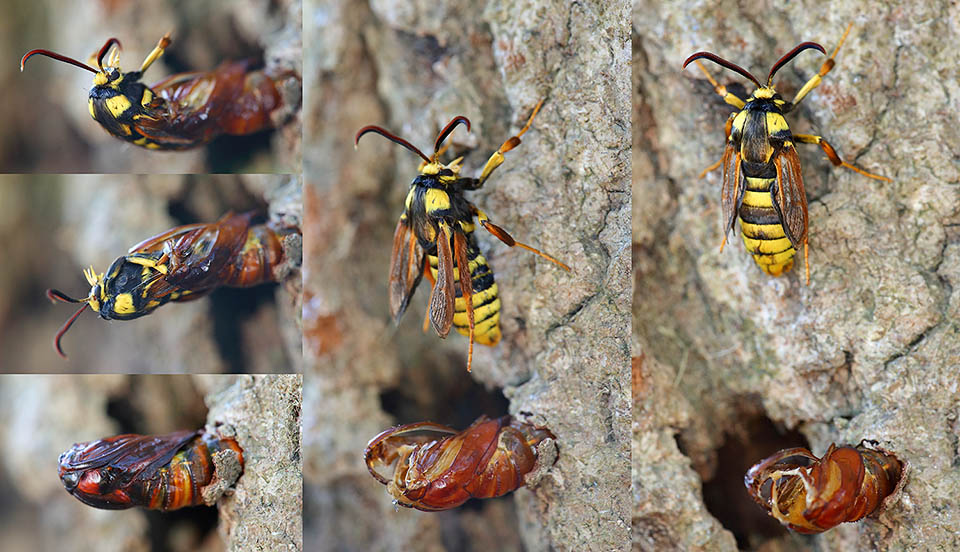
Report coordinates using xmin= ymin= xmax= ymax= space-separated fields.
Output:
xmin=0 ymin=175 xmax=302 ymax=373
xmin=0 ymin=0 xmax=301 ymax=173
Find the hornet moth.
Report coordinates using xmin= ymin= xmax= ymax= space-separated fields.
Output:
xmin=745 ymin=442 xmax=903 ymax=533
xmin=59 ymin=429 xmax=243 ymax=511
xmin=21 ymin=33 xmax=296 ymax=150
xmin=355 ymin=100 xmax=570 ymax=372
xmin=47 ymin=211 xmax=291 ymax=358
xmin=683 ymin=24 xmax=891 ymax=284
xmin=364 ymin=415 xmax=555 ymax=511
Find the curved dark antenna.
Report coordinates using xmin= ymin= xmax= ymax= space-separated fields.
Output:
xmin=47 ymin=289 xmax=89 ymax=359
xmin=20 ymin=49 xmax=97 ymax=74
xmin=96 ymin=38 xmax=122 ymax=71
xmin=47 ymin=288 xmax=86 ymax=304
xmin=355 ymin=126 xmax=431 ymax=163
xmin=434 ymin=116 xmax=471 ymax=154
xmin=767 ymin=42 xmax=825 ymax=85
xmin=683 ymin=51 xmax=762 ymax=88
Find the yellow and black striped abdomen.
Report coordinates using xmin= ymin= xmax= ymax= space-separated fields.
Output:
xmin=738 ymin=176 xmax=796 ymax=276
xmin=428 ymin=228 xmax=502 ymax=346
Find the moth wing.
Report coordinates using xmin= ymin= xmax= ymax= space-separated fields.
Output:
xmin=141 ymin=61 xmax=278 ymax=144
xmin=720 ymin=143 xmax=742 ymax=236
xmin=62 ymin=430 xmax=199 ymax=485
xmin=389 ymin=216 xmax=425 ymax=322
xmin=165 ymin=212 xmax=251 ymax=291
xmin=428 ymin=224 xmax=455 ymax=338
xmin=149 ymin=71 xmax=207 ymax=91
xmin=772 ymin=145 xmax=808 ymax=248
xmin=128 ymin=223 xmax=210 ymax=254
xmin=136 ymin=70 xmax=230 ymax=147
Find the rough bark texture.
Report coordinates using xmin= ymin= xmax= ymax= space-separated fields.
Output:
xmin=198 ymin=374 xmax=304 ymax=552
xmin=0 ymin=374 xmax=300 ymax=552
xmin=304 ymin=1 xmax=631 ymax=550
xmin=0 ymin=175 xmax=302 ymax=374
xmin=2 ymin=0 xmax=301 ymax=173
xmin=633 ymin=1 xmax=960 ymax=550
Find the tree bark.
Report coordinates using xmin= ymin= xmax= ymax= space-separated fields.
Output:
xmin=633 ymin=1 xmax=960 ymax=549
xmin=304 ymin=1 xmax=632 ymax=550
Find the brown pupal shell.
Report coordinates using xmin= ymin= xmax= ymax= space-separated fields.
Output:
xmin=744 ymin=442 xmax=902 ymax=533
xmin=364 ymin=415 xmax=555 ymax=511
xmin=58 ymin=430 xmax=244 ymax=511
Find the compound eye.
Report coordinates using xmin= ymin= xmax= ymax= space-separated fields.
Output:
xmin=438 ymin=169 xmax=454 ymax=177
xmin=107 ymin=68 xmax=120 ymax=81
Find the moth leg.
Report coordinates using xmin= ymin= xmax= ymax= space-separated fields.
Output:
xmin=473 ymin=99 xmax=544 ymax=188
xmin=139 ymin=32 xmax=172 ymax=73
xmin=474 ymin=207 xmax=570 ymax=271
xmin=700 ymin=113 xmax=736 ymax=178
xmin=692 ymin=60 xmax=745 ymax=109
xmin=700 ymin=158 xmax=723 ymax=178
xmin=804 ymin=236 xmax=810 ymax=286
xmin=452 ymin=229 xmax=476 ymax=372
xmin=125 ymin=253 xmax=169 ymax=275
xmin=793 ymin=134 xmax=891 ymax=182
xmin=790 ymin=23 xmax=852 ymax=108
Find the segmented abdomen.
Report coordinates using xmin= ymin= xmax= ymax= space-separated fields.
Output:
xmin=738 ymin=176 xmax=796 ymax=276
xmin=220 ymin=224 xmax=285 ymax=288
xmin=58 ymin=430 xmax=244 ymax=511
xmin=429 ymin=225 xmax=501 ymax=346
xmin=138 ymin=433 xmax=241 ymax=510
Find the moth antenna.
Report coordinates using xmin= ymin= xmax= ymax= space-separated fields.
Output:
xmin=434 ymin=116 xmax=471 ymax=156
xmin=767 ymin=42 xmax=825 ymax=86
xmin=21 ymin=49 xmax=97 ymax=73
xmin=355 ymin=126 xmax=431 ymax=163
xmin=683 ymin=51 xmax=762 ymax=88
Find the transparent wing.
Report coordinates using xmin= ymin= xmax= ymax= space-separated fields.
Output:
xmin=388 ymin=216 xmax=425 ymax=322
xmin=720 ymin=143 xmax=742 ymax=236
xmin=773 ymin=145 xmax=808 ymax=248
